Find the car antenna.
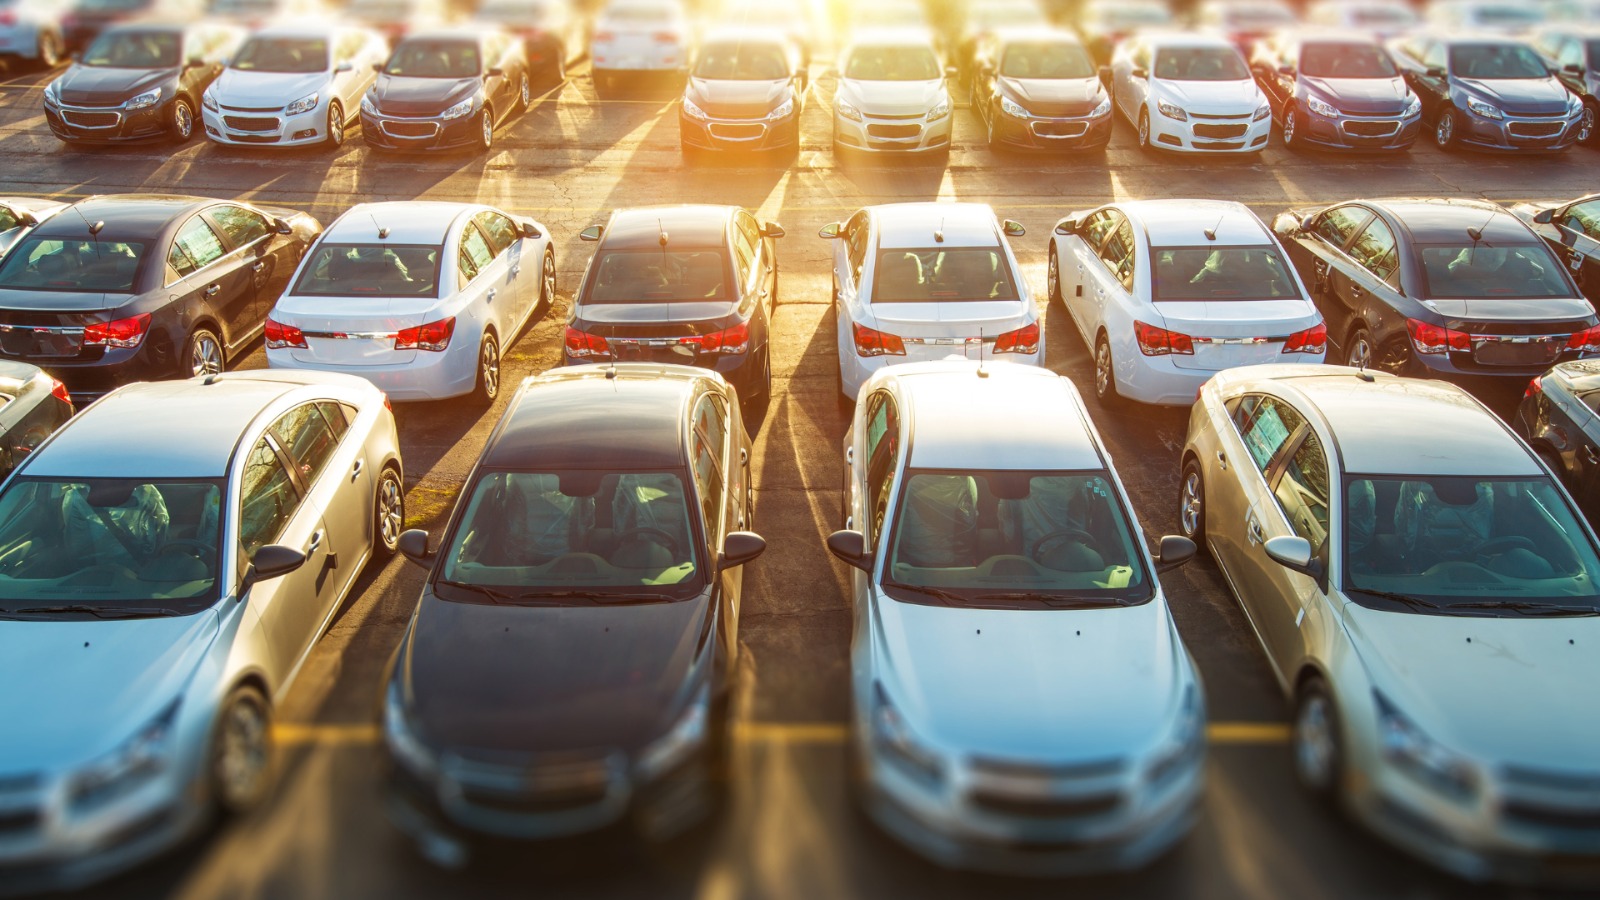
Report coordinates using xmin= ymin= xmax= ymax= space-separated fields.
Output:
xmin=935 ymin=218 xmax=945 ymax=243
xmin=1353 ymin=353 xmax=1374 ymax=382
xmin=976 ymin=327 xmax=988 ymax=378
xmin=1203 ymin=212 xmax=1224 ymax=242
xmin=369 ymin=212 xmax=389 ymax=240
xmin=1466 ymin=210 xmax=1495 ymax=262
xmin=658 ymin=219 xmax=669 ymax=248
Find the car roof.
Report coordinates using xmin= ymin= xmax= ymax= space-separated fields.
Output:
xmin=323 ymin=201 xmax=472 ymax=244
xmin=1549 ymin=358 xmax=1600 ymax=393
xmin=602 ymin=205 xmax=734 ymax=251
xmin=484 ymin=364 xmax=706 ymax=469
xmin=1360 ymin=197 xmax=1537 ymax=243
xmin=30 ymin=194 xmax=212 ymax=241
xmin=845 ymin=27 xmax=939 ymax=49
xmin=1118 ymin=199 xmax=1271 ymax=246
xmin=248 ymin=21 xmax=349 ymax=38
xmin=894 ymin=363 xmax=1107 ymax=471
xmin=872 ymin=202 xmax=1001 ymax=249
xmin=698 ymin=25 xmax=790 ymax=47
xmin=1141 ymin=31 xmax=1241 ymax=49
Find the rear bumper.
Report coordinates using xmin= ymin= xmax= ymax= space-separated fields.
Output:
xmin=266 ymin=345 xmax=476 ymax=401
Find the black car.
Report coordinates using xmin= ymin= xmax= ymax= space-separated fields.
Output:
xmin=951 ymin=0 xmax=1051 ymax=83
xmin=1530 ymin=26 xmax=1600 ymax=145
xmin=0 ymin=194 xmax=321 ymax=401
xmin=970 ymin=30 xmax=1113 ymax=152
xmin=1251 ymin=31 xmax=1422 ymax=151
xmin=564 ymin=205 xmax=780 ymax=406
xmin=679 ymin=29 xmax=806 ymax=159
xmin=1388 ymin=33 xmax=1587 ymax=152
xmin=1273 ymin=198 xmax=1600 ymax=399
xmin=1074 ymin=0 xmax=1172 ymax=68
xmin=1513 ymin=193 xmax=1600 ymax=304
xmin=382 ymin=363 xmax=765 ymax=853
xmin=1516 ymin=359 xmax=1600 ymax=523
xmin=58 ymin=0 xmax=203 ymax=51
xmin=468 ymin=0 xmax=585 ymax=82
xmin=42 ymin=20 xmax=243 ymax=145
xmin=0 ymin=360 xmax=72 ymax=480
xmin=359 ymin=27 xmax=531 ymax=153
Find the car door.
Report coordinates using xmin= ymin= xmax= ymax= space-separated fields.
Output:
xmin=167 ymin=213 xmax=254 ymax=358
xmin=1244 ymin=421 xmax=1332 ymax=681
xmin=1063 ymin=209 xmax=1118 ymax=345
xmin=734 ymin=211 xmax=772 ymax=340
xmin=1295 ymin=204 xmax=1374 ymax=348
xmin=472 ymin=210 xmax=529 ymax=335
xmin=1093 ymin=216 xmax=1139 ymax=356
xmin=1549 ymin=198 xmax=1600 ymax=299
xmin=204 ymin=204 xmax=280 ymax=335
xmin=690 ymin=391 xmax=738 ymax=665
xmin=1409 ymin=38 xmax=1451 ymax=119
xmin=849 ymin=388 xmax=900 ymax=635
xmin=483 ymin=34 xmax=514 ymax=119
xmin=455 ymin=220 xmax=501 ymax=345
xmin=1335 ymin=214 xmax=1405 ymax=351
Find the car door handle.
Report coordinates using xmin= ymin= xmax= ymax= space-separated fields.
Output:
xmin=204 ymin=284 xmax=221 ymax=297
xmin=1350 ymin=283 xmax=1364 ymax=298
xmin=251 ymin=261 xmax=266 ymax=273
xmin=351 ymin=458 xmax=364 ymax=481
xmin=511 ymin=265 xmax=521 ymax=276
xmin=486 ymin=288 xmax=497 ymax=302
xmin=1216 ymin=450 xmax=1228 ymax=470
xmin=1585 ymin=446 xmax=1599 ymax=465
xmin=1247 ymin=517 xmax=1264 ymax=545
xmin=307 ymin=530 xmax=324 ymax=554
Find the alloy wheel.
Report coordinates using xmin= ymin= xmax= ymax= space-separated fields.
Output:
xmin=542 ymin=250 xmax=556 ymax=304
xmin=1095 ymin=339 xmax=1113 ymax=398
xmin=376 ymin=470 xmax=404 ymax=552
xmin=1346 ymin=329 xmax=1372 ymax=369
xmin=328 ymin=102 xmax=345 ymax=147
xmin=479 ymin=336 xmax=500 ymax=400
xmin=1283 ymin=109 xmax=1297 ymax=147
xmin=1047 ymin=247 xmax=1060 ymax=303
xmin=1435 ymin=112 xmax=1453 ymax=148
xmin=190 ymin=331 xmax=223 ymax=376
xmin=172 ymin=100 xmax=194 ymax=141
xmin=520 ymin=72 xmax=531 ymax=108
xmin=215 ymin=694 xmax=270 ymax=810
xmin=1294 ymin=692 xmax=1338 ymax=792
xmin=1138 ymin=109 xmax=1150 ymax=148
xmin=1582 ymin=106 xmax=1596 ymax=144
xmin=1180 ymin=470 xmax=1204 ymax=537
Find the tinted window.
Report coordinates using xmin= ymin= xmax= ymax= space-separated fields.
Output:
xmin=0 ymin=238 xmax=145 ymax=293
xmin=864 ymin=390 xmax=898 ymax=545
xmin=585 ymin=250 xmax=730 ymax=303
xmin=1232 ymin=394 xmax=1306 ymax=472
xmin=318 ymin=401 xmax=352 ymax=439
xmin=293 ymin=243 xmax=440 ymax=297
xmin=1153 ymin=46 xmax=1250 ymax=80
xmin=1099 ymin=221 xmax=1136 ymax=291
xmin=1000 ymin=41 xmax=1095 ymax=78
xmin=475 ymin=212 xmax=519 ymax=255
xmin=844 ymin=44 xmax=941 ymax=80
xmin=209 ymin=205 xmax=270 ymax=247
xmin=1558 ymin=200 xmax=1600 ymax=239
xmin=844 ymin=211 xmax=869 ymax=285
xmin=385 ymin=38 xmax=480 ymax=77
xmin=1416 ymin=243 xmax=1573 ymax=299
xmin=1299 ymin=42 xmax=1397 ymax=77
xmin=690 ymin=395 xmax=727 ymax=540
xmin=460 ymin=225 xmax=494 ymax=282
xmin=1347 ymin=218 xmax=1400 ymax=284
xmin=1449 ymin=43 xmax=1549 ymax=78
xmin=1082 ymin=209 xmax=1119 ymax=250
xmin=239 ymin=438 xmax=302 ymax=554
xmin=694 ymin=41 xmax=790 ymax=79
xmin=231 ymin=36 xmax=328 ymax=72
xmin=174 ymin=217 xmax=227 ymax=272
xmin=0 ymin=208 xmax=19 ymax=233
xmin=1151 ymin=245 xmax=1299 ymax=300
xmin=1273 ymin=431 xmax=1330 ymax=552
xmin=872 ymin=248 xmax=1019 ymax=302
xmin=1316 ymin=205 xmax=1372 ymax=247
xmin=270 ymin=404 xmax=340 ymax=487
xmin=82 ymin=30 xmax=181 ymax=67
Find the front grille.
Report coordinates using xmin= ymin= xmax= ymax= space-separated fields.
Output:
xmin=1510 ymin=121 xmax=1563 ymax=138
xmin=867 ymin=123 xmax=921 ymax=139
xmin=708 ymin=122 xmax=764 ymax=140
xmin=457 ymin=783 xmax=609 ymax=814
xmin=219 ymin=103 xmax=281 ymax=113
xmin=869 ymin=112 xmax=925 ymax=121
xmin=1191 ymin=112 xmax=1250 ymax=120
xmin=1193 ymin=122 xmax=1247 ymax=139
xmin=1195 ymin=140 xmax=1245 ymax=149
xmin=1031 ymin=120 xmax=1088 ymax=138
xmin=0 ymin=807 xmax=42 ymax=835
xmin=969 ymin=789 xmax=1124 ymax=820
xmin=1343 ymin=120 xmax=1400 ymax=137
xmin=380 ymin=120 xmax=439 ymax=139
xmin=232 ymin=134 xmax=280 ymax=143
xmin=1502 ymin=801 xmax=1600 ymax=831
xmin=1472 ymin=335 xmax=1564 ymax=367
xmin=445 ymin=749 xmax=618 ymax=815
xmin=61 ymin=110 xmax=119 ymax=128
xmin=223 ymin=115 xmax=278 ymax=133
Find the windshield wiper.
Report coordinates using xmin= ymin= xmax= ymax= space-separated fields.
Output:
xmin=881 ymin=580 xmax=966 ymax=606
xmin=1348 ymin=588 xmax=1446 ymax=612
xmin=974 ymin=591 xmax=1131 ymax=609
xmin=6 ymin=604 xmax=181 ymax=618
xmin=514 ymin=589 xmax=682 ymax=604
xmin=1449 ymin=600 xmax=1600 ymax=617
xmin=435 ymin=580 xmax=524 ymax=605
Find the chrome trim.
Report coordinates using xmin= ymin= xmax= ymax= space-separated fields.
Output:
xmin=57 ymin=106 xmax=122 ymax=129
xmin=378 ymin=119 xmax=441 ymax=139
xmin=300 ymin=329 xmax=399 ymax=340
xmin=1338 ymin=118 xmax=1402 ymax=138
xmin=903 ymin=336 xmax=992 ymax=346
xmin=1029 ymin=119 xmax=1089 ymax=138
xmin=1191 ymin=336 xmax=1270 ymax=345
xmin=0 ymin=324 xmax=85 ymax=336
xmin=707 ymin=121 xmax=766 ymax=141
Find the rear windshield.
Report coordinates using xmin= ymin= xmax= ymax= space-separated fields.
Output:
xmin=1090 ymin=4 xmax=1170 ymax=26
xmin=292 ymin=243 xmax=440 ymax=297
xmin=1222 ymin=5 xmax=1296 ymax=26
xmin=82 ymin=30 xmax=181 ymax=68
xmin=1000 ymin=41 xmax=1096 ymax=79
xmin=231 ymin=37 xmax=329 ymax=73
xmin=0 ymin=238 xmax=145 ymax=293
xmin=603 ymin=1 xmax=678 ymax=23
xmin=584 ymin=249 xmax=731 ymax=303
xmin=1151 ymin=245 xmax=1302 ymax=301
xmin=1416 ymin=243 xmax=1573 ymax=299
xmin=1300 ymin=42 xmax=1398 ymax=77
xmin=1449 ymin=43 xmax=1549 ymax=79
xmin=385 ymin=39 xmax=480 ymax=78
xmin=872 ymin=247 xmax=1019 ymax=303
xmin=845 ymin=45 xmax=941 ymax=81
xmin=1154 ymin=46 xmax=1250 ymax=80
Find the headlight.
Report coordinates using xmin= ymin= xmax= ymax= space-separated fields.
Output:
xmin=1375 ymin=692 xmax=1478 ymax=801
xmin=1145 ymin=685 xmax=1205 ymax=787
xmin=1306 ymin=96 xmax=1338 ymax=118
xmin=285 ymin=92 xmax=318 ymax=116
xmin=1466 ymin=97 xmax=1502 ymax=120
xmin=360 ymin=90 xmax=379 ymax=116
xmin=383 ymin=680 xmax=436 ymax=778
xmin=201 ymin=89 xmax=217 ymax=111
xmin=767 ymin=97 xmax=795 ymax=120
xmin=835 ymin=98 xmax=862 ymax=122
xmin=1089 ymin=95 xmax=1111 ymax=118
xmin=1403 ymin=95 xmax=1421 ymax=118
xmin=928 ymin=96 xmax=951 ymax=121
xmin=43 ymin=79 xmax=60 ymax=106
xmin=124 ymin=87 xmax=162 ymax=111
xmin=871 ymin=683 xmax=943 ymax=786
xmin=69 ymin=701 xmax=178 ymax=810
xmin=682 ymin=95 xmax=710 ymax=120
xmin=635 ymin=683 xmax=710 ymax=781
xmin=1569 ymin=93 xmax=1584 ymax=117
xmin=1156 ymin=99 xmax=1187 ymax=121
xmin=439 ymin=96 xmax=475 ymax=121
xmin=999 ymin=95 xmax=1030 ymax=118
xmin=1253 ymin=101 xmax=1272 ymax=121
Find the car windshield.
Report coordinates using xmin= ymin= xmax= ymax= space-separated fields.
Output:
xmin=1300 ymin=42 xmax=1398 ymax=77
xmin=79 ymin=0 xmax=149 ymax=10
xmin=81 ymin=30 xmax=181 ymax=68
xmin=477 ymin=0 xmax=545 ymax=16
xmin=1416 ymin=242 xmax=1573 ymax=299
xmin=845 ymin=45 xmax=941 ymax=81
xmin=604 ymin=1 xmax=676 ymax=23
xmin=0 ymin=238 xmax=146 ymax=293
xmin=971 ymin=3 xmax=1045 ymax=27
xmin=1000 ymin=41 xmax=1096 ymax=78
xmin=872 ymin=247 xmax=1019 ymax=303
xmin=884 ymin=470 xmax=1151 ymax=608
xmin=291 ymin=243 xmax=440 ymax=297
xmin=231 ymin=37 xmax=330 ymax=73
xmin=384 ymin=39 xmax=479 ymax=77
xmin=1091 ymin=4 xmax=1170 ymax=26
xmin=209 ymin=0 xmax=277 ymax=12
xmin=437 ymin=469 xmax=703 ymax=599
xmin=1350 ymin=4 xmax=1416 ymax=24
xmin=584 ymin=249 xmax=730 ymax=303
xmin=1345 ymin=476 xmax=1600 ymax=616
xmin=1222 ymin=5 xmax=1296 ymax=26
xmin=1151 ymin=245 xmax=1302 ymax=301
xmin=1471 ymin=5 xmax=1544 ymax=25
xmin=0 ymin=478 xmax=224 ymax=614
xmin=694 ymin=42 xmax=789 ymax=79
xmin=1449 ymin=43 xmax=1550 ymax=78
xmin=1154 ymin=46 xmax=1250 ymax=80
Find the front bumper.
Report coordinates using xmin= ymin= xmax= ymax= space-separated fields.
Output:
xmin=359 ymin=108 xmax=482 ymax=151
xmin=680 ymin=112 xmax=800 ymax=151
xmin=43 ymin=100 xmax=173 ymax=144
xmin=990 ymin=109 xmax=1113 ymax=151
xmin=834 ymin=110 xmax=952 ymax=154
xmin=1452 ymin=105 xmax=1585 ymax=152
xmin=202 ymin=102 xmax=330 ymax=147
xmin=1293 ymin=108 xmax=1422 ymax=150
xmin=1148 ymin=108 xmax=1270 ymax=153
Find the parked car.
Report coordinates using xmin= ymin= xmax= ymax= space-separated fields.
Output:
xmin=1511 ymin=193 xmax=1600 ymax=301
xmin=58 ymin=0 xmax=204 ymax=51
xmin=1304 ymin=0 xmax=1419 ymax=38
xmin=1426 ymin=0 xmax=1546 ymax=34
xmin=969 ymin=29 xmax=1113 ymax=152
xmin=563 ymin=205 xmax=778 ymax=406
xmin=1181 ymin=363 xmax=1600 ymax=886
xmin=0 ymin=370 xmax=403 ymax=893
xmin=1272 ymin=198 xmax=1599 ymax=399
xmin=382 ymin=363 xmax=764 ymax=857
xmin=589 ymin=0 xmax=691 ymax=94
xmin=1111 ymin=32 xmax=1272 ymax=154
xmin=820 ymin=202 xmax=1040 ymax=405
xmin=1050 ymin=199 xmax=1323 ymax=407
xmin=0 ymin=196 xmax=67 ymax=260
xmin=1251 ymin=31 xmax=1422 ymax=151
xmin=679 ymin=26 xmax=806 ymax=159
xmin=952 ymin=0 xmax=1051 ymax=82
xmin=1193 ymin=0 xmax=1297 ymax=55
xmin=41 ymin=20 xmax=245 ymax=146
xmin=1517 ymin=359 xmax=1600 ymax=522
xmin=359 ymin=26 xmax=531 ymax=153
xmin=202 ymin=0 xmax=327 ymax=26
xmin=832 ymin=28 xmax=954 ymax=160
xmin=201 ymin=22 xmax=389 ymax=149
xmin=469 ymin=0 xmax=583 ymax=82
xmin=0 ymin=194 xmax=321 ymax=402
xmin=0 ymin=0 xmax=68 ymax=68
xmin=714 ymin=0 xmax=816 ymax=69
xmin=1074 ymin=0 xmax=1173 ymax=67
xmin=344 ymin=0 xmax=455 ymax=45
xmin=1389 ymin=32 xmax=1586 ymax=151
xmin=266 ymin=201 xmax=553 ymax=404
xmin=1530 ymin=25 xmax=1600 ymax=143
xmin=0 ymin=360 xmax=71 ymax=479
xmin=825 ymin=360 xmax=1202 ymax=876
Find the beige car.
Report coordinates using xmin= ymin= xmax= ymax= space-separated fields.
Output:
xmin=1181 ymin=363 xmax=1600 ymax=887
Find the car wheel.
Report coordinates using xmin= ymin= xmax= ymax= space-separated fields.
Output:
xmin=471 ymin=332 xmax=500 ymax=405
xmin=1282 ymin=105 xmax=1299 ymax=150
xmin=1047 ymin=245 xmax=1063 ymax=304
xmin=553 ymin=46 xmax=567 ymax=83
xmin=169 ymin=96 xmax=195 ymax=144
xmin=986 ymin=104 xmax=999 ymax=151
xmin=36 ymin=30 xmax=61 ymax=68
xmin=1179 ymin=459 xmax=1206 ymax=544
xmin=210 ymin=684 xmax=273 ymax=816
xmin=681 ymin=135 xmax=701 ymax=165
xmin=759 ymin=344 xmax=772 ymax=398
xmin=325 ymin=100 xmax=345 ymax=149
xmin=1137 ymin=107 xmax=1152 ymax=153
xmin=1582 ymin=104 xmax=1596 ymax=145
xmin=1345 ymin=325 xmax=1373 ymax=370
xmin=187 ymin=327 xmax=224 ymax=377
xmin=1094 ymin=333 xmax=1123 ymax=407
xmin=1434 ymin=108 xmax=1457 ymax=151
xmin=516 ymin=70 xmax=531 ymax=112
xmin=373 ymin=465 xmax=404 ymax=559
xmin=1293 ymin=676 xmax=1343 ymax=802
xmin=477 ymin=105 xmax=494 ymax=153
xmin=540 ymin=247 xmax=556 ymax=310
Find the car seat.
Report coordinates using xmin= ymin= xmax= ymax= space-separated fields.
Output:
xmin=1394 ymin=480 xmax=1493 ymax=563
xmin=878 ymin=252 xmax=927 ymax=300
xmin=896 ymin=475 xmax=979 ymax=568
xmin=60 ymin=483 xmax=171 ymax=568
xmin=610 ymin=473 xmax=690 ymax=571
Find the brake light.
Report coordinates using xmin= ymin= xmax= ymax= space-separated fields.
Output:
xmin=82 ymin=313 xmax=151 ymax=349
xmin=0 ymin=12 xmax=16 ymax=25
xmin=593 ymin=29 xmax=614 ymax=41
xmin=653 ymin=31 xmax=678 ymax=42
xmin=1525 ymin=376 xmax=1544 ymax=399
xmin=395 ymin=317 xmax=455 ymax=352
xmin=993 ymin=322 xmax=1039 ymax=354
xmin=853 ymin=323 xmax=906 ymax=357
xmin=382 ymin=393 xmax=392 ymax=411
xmin=264 ymin=317 xmax=307 ymax=349
xmin=563 ymin=325 xmax=610 ymax=359
xmin=1281 ymin=322 xmax=1327 ymax=354
xmin=49 ymin=377 xmax=70 ymax=406
xmin=1405 ymin=318 xmax=1471 ymax=355
xmin=1566 ymin=324 xmax=1600 ymax=354
xmin=1134 ymin=320 xmax=1194 ymax=356
xmin=681 ymin=322 xmax=749 ymax=355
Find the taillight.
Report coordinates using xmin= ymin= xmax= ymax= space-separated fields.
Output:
xmin=82 ymin=313 xmax=151 ymax=349
xmin=1281 ymin=323 xmax=1327 ymax=355
xmin=395 ymin=317 xmax=455 ymax=352
xmin=382 ymin=393 xmax=392 ymax=411
xmin=0 ymin=12 xmax=17 ymax=25
xmin=1525 ymin=376 xmax=1544 ymax=399
xmin=1134 ymin=320 xmax=1194 ymax=356
xmin=1405 ymin=318 xmax=1471 ymax=355
xmin=264 ymin=317 xmax=307 ymax=349
xmin=1566 ymin=324 xmax=1600 ymax=354
xmin=853 ymin=323 xmax=906 ymax=357
xmin=49 ymin=378 xmax=70 ymax=406
xmin=564 ymin=325 xmax=610 ymax=359
xmin=993 ymin=322 xmax=1039 ymax=354
xmin=653 ymin=31 xmax=678 ymax=42
xmin=593 ymin=29 xmax=614 ymax=40
xmin=682 ymin=322 xmax=748 ymax=355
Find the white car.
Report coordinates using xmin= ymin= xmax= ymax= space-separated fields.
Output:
xmin=1305 ymin=0 xmax=1420 ymax=38
xmin=1111 ymin=32 xmax=1273 ymax=153
xmin=821 ymin=202 xmax=1042 ymax=405
xmin=826 ymin=361 xmax=1203 ymax=876
xmin=1048 ymin=199 xmax=1325 ymax=407
xmin=1426 ymin=0 xmax=1547 ymax=33
xmin=832 ymin=28 xmax=954 ymax=158
xmin=264 ymin=201 xmax=555 ymax=403
xmin=589 ymin=0 xmax=690 ymax=91
xmin=201 ymin=23 xmax=388 ymax=149
xmin=0 ymin=0 xmax=65 ymax=67
xmin=0 ymin=196 xmax=64 ymax=260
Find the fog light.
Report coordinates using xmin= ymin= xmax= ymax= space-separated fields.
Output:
xmin=292 ymin=129 xmax=316 ymax=140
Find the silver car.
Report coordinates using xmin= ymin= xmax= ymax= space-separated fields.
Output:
xmin=1181 ymin=363 xmax=1600 ymax=886
xmin=0 ymin=370 xmax=403 ymax=892
xmin=826 ymin=360 xmax=1204 ymax=876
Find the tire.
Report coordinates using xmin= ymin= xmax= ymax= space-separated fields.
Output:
xmin=1293 ymin=676 xmax=1343 ymax=803
xmin=476 ymin=106 xmax=494 ymax=153
xmin=210 ymin=684 xmax=273 ymax=816
xmin=1344 ymin=325 xmax=1373 ymax=370
xmin=986 ymin=104 xmax=999 ymax=151
xmin=1047 ymin=245 xmax=1063 ymax=304
xmin=1137 ymin=107 xmax=1153 ymax=153
xmin=470 ymin=332 xmax=500 ymax=405
xmin=186 ymin=327 xmax=224 ymax=378
xmin=325 ymin=100 xmax=345 ymax=149
xmin=169 ymin=96 xmax=196 ymax=144
xmin=539 ymin=247 xmax=556 ymax=310
xmin=1536 ymin=447 xmax=1567 ymax=485
xmin=515 ymin=70 xmax=531 ymax=113
xmin=1094 ymin=333 xmax=1123 ymax=408
xmin=1282 ymin=105 xmax=1300 ymax=151
xmin=757 ymin=344 xmax=772 ymax=399
xmin=1434 ymin=108 xmax=1457 ymax=151
xmin=373 ymin=465 xmax=404 ymax=559
xmin=1179 ymin=459 xmax=1206 ymax=544
xmin=1582 ymin=104 xmax=1597 ymax=146
xmin=36 ymin=30 xmax=61 ymax=69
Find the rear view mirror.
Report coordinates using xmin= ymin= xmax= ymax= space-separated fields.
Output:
xmin=521 ymin=220 xmax=542 ymax=239
xmin=579 ymin=225 xmax=604 ymax=242
xmin=398 ymin=529 xmax=433 ymax=567
xmin=719 ymin=531 xmax=767 ymax=570
xmin=826 ymin=530 xmax=873 ymax=572
xmin=1533 ymin=208 xmax=1554 ymax=225
xmin=1002 ymin=219 xmax=1026 ymax=238
xmin=1264 ymin=535 xmax=1323 ymax=579
xmin=273 ymin=217 xmax=293 ymax=235
xmin=1154 ymin=535 xmax=1196 ymax=572
xmin=761 ymin=221 xmax=786 ymax=238
xmin=244 ymin=544 xmax=306 ymax=591
xmin=486 ymin=66 xmax=505 ymax=78
xmin=818 ymin=222 xmax=841 ymax=239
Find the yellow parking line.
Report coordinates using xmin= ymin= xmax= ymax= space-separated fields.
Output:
xmin=1208 ymin=722 xmax=1293 ymax=744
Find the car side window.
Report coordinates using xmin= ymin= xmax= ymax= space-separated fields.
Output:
xmin=1558 ymin=200 xmax=1600 ymax=239
xmin=1279 ymin=40 xmax=1298 ymax=70
xmin=239 ymin=437 xmax=303 ymax=555
xmin=1098 ymin=218 xmax=1136 ymax=291
xmin=475 ymin=211 xmax=519 ymax=256
xmin=844 ymin=211 xmax=869 ymax=286
xmin=1272 ymin=429 xmax=1331 ymax=553
xmin=208 ymin=205 xmax=270 ymax=248
xmin=168 ymin=217 xmax=226 ymax=283
xmin=735 ymin=212 xmax=764 ymax=284
xmin=459 ymin=224 xmax=493 ymax=283
xmin=1558 ymin=38 xmax=1585 ymax=69
xmin=1231 ymin=394 xmax=1308 ymax=474
xmin=690 ymin=394 xmax=727 ymax=541
xmin=336 ymin=32 xmax=365 ymax=63
xmin=1421 ymin=41 xmax=1447 ymax=71
xmin=1081 ymin=210 xmax=1117 ymax=250
xmin=864 ymin=390 xmax=899 ymax=547
xmin=1315 ymin=205 xmax=1371 ymax=248
xmin=1347 ymin=216 xmax=1400 ymax=286
xmin=1132 ymin=42 xmax=1151 ymax=69
xmin=269 ymin=403 xmax=340 ymax=487
xmin=0 ymin=207 xmax=19 ymax=233
xmin=317 ymin=401 xmax=352 ymax=440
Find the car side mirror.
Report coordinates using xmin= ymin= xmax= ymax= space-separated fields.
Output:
xmin=1264 ymin=535 xmax=1324 ymax=579
xmin=818 ymin=222 xmax=841 ymax=239
xmin=1565 ymin=63 xmax=1585 ymax=75
xmin=579 ymin=225 xmax=604 ymax=241
xmin=486 ymin=66 xmax=505 ymax=79
xmin=272 ymin=217 xmax=293 ymax=235
xmin=1425 ymin=66 xmax=1445 ymax=78
xmin=398 ymin=528 xmax=433 ymax=567
xmin=372 ymin=61 xmax=384 ymax=72
xmin=1054 ymin=216 xmax=1079 ymax=236
xmin=826 ymin=529 xmax=873 ymax=572
xmin=18 ymin=211 xmax=37 ymax=227
xmin=1154 ymin=534 xmax=1196 ymax=572
xmin=761 ymin=221 xmax=785 ymax=238
xmin=1131 ymin=65 xmax=1148 ymax=78
xmin=719 ymin=531 xmax=766 ymax=570
xmin=944 ymin=65 xmax=959 ymax=78
xmin=186 ymin=56 xmax=207 ymax=69
xmin=1002 ymin=219 xmax=1025 ymax=238
xmin=1097 ymin=64 xmax=1110 ymax=82
xmin=521 ymin=220 xmax=542 ymax=238
xmin=1299 ymin=213 xmax=1317 ymax=232
xmin=243 ymin=544 xmax=306 ymax=591
xmin=1533 ymin=208 xmax=1555 ymax=225
xmin=334 ymin=60 xmax=353 ymax=72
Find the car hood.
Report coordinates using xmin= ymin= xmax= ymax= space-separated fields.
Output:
xmin=371 ymin=74 xmax=479 ymax=116
xmin=1001 ymin=76 xmax=1104 ymax=116
xmin=1301 ymin=75 xmax=1410 ymax=115
xmin=1456 ymin=77 xmax=1572 ymax=115
xmin=54 ymin=65 xmax=175 ymax=106
xmin=211 ymin=68 xmax=328 ymax=109
xmin=1419 ymin=294 xmax=1595 ymax=322
xmin=1158 ymin=77 xmax=1262 ymax=114
xmin=0 ymin=289 xmax=133 ymax=313
xmin=687 ymin=77 xmax=790 ymax=117
xmin=838 ymin=78 xmax=945 ymax=117
xmin=0 ymin=611 xmax=218 ymax=770
xmin=1344 ymin=603 xmax=1600 ymax=768
xmin=397 ymin=592 xmax=710 ymax=754
xmin=873 ymin=596 xmax=1186 ymax=759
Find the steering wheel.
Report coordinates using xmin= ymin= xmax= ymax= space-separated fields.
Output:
xmin=157 ymin=539 xmax=218 ymax=566
xmin=1029 ymin=529 xmax=1098 ymax=561
xmin=613 ymin=527 xmax=682 ymax=558
xmin=1474 ymin=535 xmax=1537 ymax=559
